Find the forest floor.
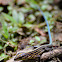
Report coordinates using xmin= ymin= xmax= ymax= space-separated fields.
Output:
xmin=0 ymin=0 xmax=62 ymax=62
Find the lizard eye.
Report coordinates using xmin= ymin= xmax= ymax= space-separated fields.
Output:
xmin=21 ymin=53 xmax=26 ymax=56
xmin=18 ymin=56 xmax=22 ymax=59
xmin=14 ymin=57 xmax=17 ymax=60
xmin=17 ymin=53 xmax=20 ymax=55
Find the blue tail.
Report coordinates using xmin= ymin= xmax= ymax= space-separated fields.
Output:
xmin=37 ymin=6 xmax=52 ymax=45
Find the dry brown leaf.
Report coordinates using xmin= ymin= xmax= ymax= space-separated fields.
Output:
xmin=34 ymin=27 xmax=46 ymax=36
xmin=0 ymin=0 xmax=13 ymax=5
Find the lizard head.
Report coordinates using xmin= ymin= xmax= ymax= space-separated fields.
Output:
xmin=14 ymin=52 xmax=26 ymax=60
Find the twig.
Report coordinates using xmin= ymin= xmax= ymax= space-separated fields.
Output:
xmin=41 ymin=47 xmax=62 ymax=61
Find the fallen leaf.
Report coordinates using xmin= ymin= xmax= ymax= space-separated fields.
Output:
xmin=0 ymin=0 xmax=13 ymax=5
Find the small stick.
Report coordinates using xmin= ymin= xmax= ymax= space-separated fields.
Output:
xmin=41 ymin=47 xmax=62 ymax=61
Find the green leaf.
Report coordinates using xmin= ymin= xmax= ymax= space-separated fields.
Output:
xmin=30 ymin=3 xmax=37 ymax=9
xmin=47 ymin=0 xmax=53 ymax=3
xmin=26 ymin=0 xmax=38 ymax=9
xmin=3 ymin=13 xmax=17 ymax=26
xmin=4 ymin=44 xmax=8 ymax=48
xmin=29 ymin=40 xmax=34 ymax=44
xmin=8 ymin=26 xmax=18 ymax=32
xmin=20 ymin=7 xmax=31 ymax=13
xmin=9 ymin=40 xmax=17 ymax=46
xmin=14 ymin=46 xmax=17 ymax=51
xmin=18 ymin=12 xmax=25 ymax=24
xmin=29 ymin=40 xmax=35 ymax=46
xmin=35 ymin=36 xmax=40 ymax=41
xmin=26 ymin=0 xmax=37 ymax=4
xmin=28 ymin=14 xmax=36 ymax=21
xmin=0 ymin=53 xmax=8 ymax=61
xmin=2 ymin=21 xmax=9 ymax=39
xmin=0 ymin=7 xmax=3 ymax=12
xmin=44 ymin=12 xmax=52 ymax=19
xmin=12 ymin=10 xmax=18 ymax=21
xmin=41 ymin=5 xmax=49 ymax=10
xmin=7 ymin=6 xmax=12 ymax=10
xmin=45 ymin=25 xmax=53 ymax=32
xmin=24 ymin=23 xmax=33 ymax=28
xmin=40 ymin=39 xmax=46 ymax=44
xmin=0 ymin=45 xmax=3 ymax=49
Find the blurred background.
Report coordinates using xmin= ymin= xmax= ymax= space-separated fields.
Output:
xmin=0 ymin=0 xmax=62 ymax=62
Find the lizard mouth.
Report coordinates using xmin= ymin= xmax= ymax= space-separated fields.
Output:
xmin=14 ymin=56 xmax=22 ymax=61
xmin=14 ymin=56 xmax=18 ymax=60
xmin=14 ymin=58 xmax=17 ymax=60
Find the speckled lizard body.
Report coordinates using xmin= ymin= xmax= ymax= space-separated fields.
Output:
xmin=14 ymin=5 xmax=52 ymax=60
